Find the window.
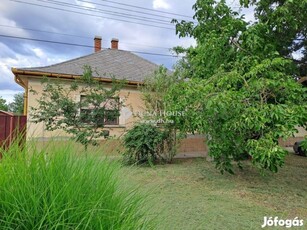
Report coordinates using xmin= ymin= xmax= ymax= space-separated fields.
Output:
xmin=80 ymin=96 xmax=119 ymax=126
xmin=104 ymin=109 xmax=119 ymax=125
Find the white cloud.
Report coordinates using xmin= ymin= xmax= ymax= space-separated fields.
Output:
xmin=75 ymin=0 xmax=95 ymax=8
xmin=153 ymin=0 xmax=171 ymax=10
xmin=0 ymin=43 xmax=67 ymax=102
xmin=32 ymin=48 xmax=45 ymax=59
xmin=292 ymin=49 xmax=303 ymax=60
xmin=0 ymin=90 xmax=24 ymax=103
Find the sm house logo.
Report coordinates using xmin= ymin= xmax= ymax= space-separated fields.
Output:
xmin=261 ymin=216 xmax=304 ymax=228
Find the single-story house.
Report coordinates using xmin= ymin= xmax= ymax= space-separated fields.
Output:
xmin=11 ymin=36 xmax=208 ymax=155
xmin=12 ymin=37 xmax=155 ymax=139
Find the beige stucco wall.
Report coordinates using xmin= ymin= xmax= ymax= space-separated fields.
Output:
xmin=294 ymin=126 xmax=307 ymax=137
xmin=23 ymin=76 xmax=145 ymax=140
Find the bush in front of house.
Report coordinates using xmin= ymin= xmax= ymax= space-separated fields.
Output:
xmin=0 ymin=141 xmax=152 ymax=229
xmin=123 ymin=123 xmax=165 ymax=164
xmin=294 ymin=139 xmax=307 ymax=157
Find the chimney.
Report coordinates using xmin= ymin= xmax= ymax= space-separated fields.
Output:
xmin=111 ymin=38 xmax=119 ymax=49
xmin=94 ymin=36 xmax=102 ymax=52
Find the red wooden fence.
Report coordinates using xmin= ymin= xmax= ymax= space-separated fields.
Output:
xmin=0 ymin=110 xmax=27 ymax=152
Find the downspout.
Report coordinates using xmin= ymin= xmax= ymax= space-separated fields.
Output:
xmin=13 ymin=74 xmax=27 ymax=115
xmin=23 ymin=90 xmax=28 ymax=116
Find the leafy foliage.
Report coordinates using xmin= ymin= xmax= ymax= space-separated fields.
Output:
xmin=124 ymin=67 xmax=182 ymax=165
xmin=0 ymin=96 xmax=8 ymax=111
xmin=170 ymin=0 xmax=307 ymax=173
xmin=0 ymin=141 xmax=153 ymax=229
xmin=8 ymin=93 xmax=24 ymax=114
xmin=240 ymin=0 xmax=307 ymax=77
xmin=123 ymin=123 xmax=165 ymax=164
xmin=300 ymin=137 xmax=307 ymax=156
xmin=141 ymin=66 xmax=180 ymax=162
xmin=31 ymin=66 xmax=123 ymax=149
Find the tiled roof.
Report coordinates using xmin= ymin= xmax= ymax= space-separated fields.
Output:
xmin=17 ymin=49 xmax=161 ymax=82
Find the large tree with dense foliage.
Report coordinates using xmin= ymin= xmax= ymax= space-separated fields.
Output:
xmin=169 ymin=0 xmax=307 ymax=173
xmin=9 ymin=93 xmax=24 ymax=115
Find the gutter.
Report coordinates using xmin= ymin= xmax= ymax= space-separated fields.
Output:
xmin=11 ymin=68 xmax=144 ymax=86
xmin=12 ymin=67 xmax=144 ymax=115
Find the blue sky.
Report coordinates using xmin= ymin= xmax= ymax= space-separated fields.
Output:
xmin=0 ymin=0 xmax=252 ymax=103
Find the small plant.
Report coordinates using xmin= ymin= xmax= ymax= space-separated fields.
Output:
xmin=123 ymin=123 xmax=165 ymax=164
xmin=0 ymin=141 xmax=152 ymax=229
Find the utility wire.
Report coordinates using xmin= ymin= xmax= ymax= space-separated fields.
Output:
xmin=0 ymin=34 xmax=183 ymax=58
xmin=0 ymin=24 xmax=172 ymax=50
xmin=0 ymin=24 xmax=91 ymax=39
xmin=1 ymin=34 xmax=92 ymax=48
xmin=10 ymin=0 xmax=175 ymax=30
xmin=36 ymin=0 xmax=173 ymax=25
xmin=78 ymin=0 xmax=195 ymax=23
xmin=97 ymin=0 xmax=194 ymax=19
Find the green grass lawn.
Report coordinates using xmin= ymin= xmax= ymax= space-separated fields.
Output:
xmin=14 ymin=141 xmax=307 ymax=229
xmin=122 ymin=153 xmax=307 ymax=230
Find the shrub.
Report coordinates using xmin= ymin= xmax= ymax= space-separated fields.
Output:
xmin=123 ymin=123 xmax=165 ymax=164
xmin=0 ymin=141 xmax=152 ymax=229
xmin=294 ymin=139 xmax=307 ymax=157
xmin=141 ymin=66 xmax=180 ymax=163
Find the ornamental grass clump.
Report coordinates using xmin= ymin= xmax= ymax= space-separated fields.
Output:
xmin=0 ymin=141 xmax=152 ymax=229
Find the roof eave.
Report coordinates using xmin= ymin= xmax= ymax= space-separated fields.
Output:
xmin=11 ymin=68 xmax=143 ymax=86
xmin=12 ymin=68 xmax=27 ymax=90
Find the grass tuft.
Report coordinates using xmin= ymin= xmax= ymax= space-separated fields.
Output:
xmin=0 ymin=141 xmax=152 ymax=229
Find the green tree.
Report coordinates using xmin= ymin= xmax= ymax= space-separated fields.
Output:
xmin=0 ymin=97 xmax=8 ymax=111
xmin=141 ymin=66 xmax=180 ymax=162
xmin=123 ymin=67 xmax=181 ymax=165
xmin=240 ymin=0 xmax=307 ymax=78
xmin=9 ymin=93 xmax=24 ymax=115
xmin=31 ymin=66 xmax=123 ymax=149
xmin=170 ymin=0 xmax=307 ymax=173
